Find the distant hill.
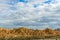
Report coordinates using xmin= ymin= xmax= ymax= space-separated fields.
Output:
xmin=55 ymin=28 xmax=60 ymax=31
xmin=0 ymin=27 xmax=60 ymax=38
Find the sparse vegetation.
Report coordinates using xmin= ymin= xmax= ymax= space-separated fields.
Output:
xmin=0 ymin=36 xmax=60 ymax=40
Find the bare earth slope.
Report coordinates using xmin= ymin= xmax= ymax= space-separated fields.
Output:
xmin=0 ymin=27 xmax=60 ymax=38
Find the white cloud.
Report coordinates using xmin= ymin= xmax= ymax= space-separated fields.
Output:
xmin=15 ymin=0 xmax=60 ymax=20
xmin=0 ymin=0 xmax=60 ymax=29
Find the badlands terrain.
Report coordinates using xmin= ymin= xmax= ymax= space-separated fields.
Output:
xmin=0 ymin=27 xmax=60 ymax=40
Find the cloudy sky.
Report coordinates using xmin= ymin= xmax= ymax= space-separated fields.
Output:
xmin=0 ymin=0 xmax=60 ymax=29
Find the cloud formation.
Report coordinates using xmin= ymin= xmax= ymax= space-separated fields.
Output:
xmin=0 ymin=0 xmax=60 ymax=29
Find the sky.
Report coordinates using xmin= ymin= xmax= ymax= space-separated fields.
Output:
xmin=0 ymin=0 xmax=60 ymax=29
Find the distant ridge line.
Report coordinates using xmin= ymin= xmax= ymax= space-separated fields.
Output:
xmin=0 ymin=27 xmax=60 ymax=38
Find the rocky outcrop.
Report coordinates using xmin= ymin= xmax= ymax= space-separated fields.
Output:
xmin=0 ymin=27 xmax=60 ymax=38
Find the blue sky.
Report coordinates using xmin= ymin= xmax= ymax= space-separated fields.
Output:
xmin=0 ymin=0 xmax=60 ymax=29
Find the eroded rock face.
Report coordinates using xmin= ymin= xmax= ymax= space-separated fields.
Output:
xmin=0 ymin=27 xmax=60 ymax=38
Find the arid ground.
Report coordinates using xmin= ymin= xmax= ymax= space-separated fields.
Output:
xmin=0 ymin=27 xmax=60 ymax=40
